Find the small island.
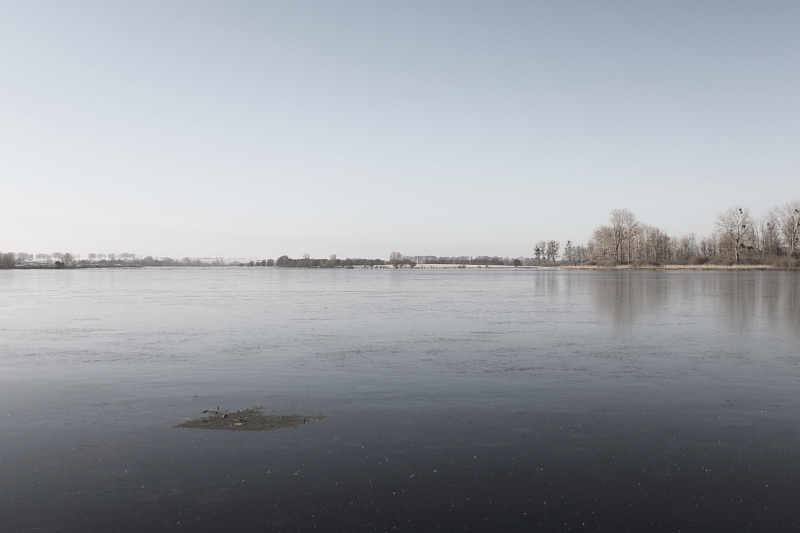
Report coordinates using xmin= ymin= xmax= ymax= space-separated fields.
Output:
xmin=174 ymin=407 xmax=328 ymax=432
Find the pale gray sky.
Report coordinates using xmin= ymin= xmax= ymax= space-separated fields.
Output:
xmin=2 ymin=1 xmax=798 ymax=258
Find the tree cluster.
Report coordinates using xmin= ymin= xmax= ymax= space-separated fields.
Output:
xmin=527 ymin=241 xmax=590 ymax=265
xmin=0 ymin=252 xmax=16 ymax=269
xmin=275 ymin=254 xmax=380 ymax=268
xmin=243 ymin=259 xmax=275 ymax=267
xmin=2 ymin=253 xmax=255 ymax=268
xmin=588 ymin=201 xmax=800 ymax=266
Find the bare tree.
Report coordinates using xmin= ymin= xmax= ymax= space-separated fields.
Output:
xmin=545 ymin=240 xmax=560 ymax=263
xmin=673 ymin=234 xmax=698 ymax=261
xmin=573 ymin=244 xmax=589 ymax=264
xmin=640 ymin=225 xmax=671 ymax=263
xmin=608 ymin=209 xmax=639 ymax=263
xmin=716 ymin=206 xmax=755 ymax=263
xmin=533 ymin=242 xmax=546 ymax=264
xmin=590 ymin=224 xmax=614 ymax=261
xmin=388 ymin=252 xmax=404 ymax=268
xmin=699 ymin=235 xmax=718 ymax=257
xmin=590 ymin=209 xmax=640 ymax=263
xmin=563 ymin=241 xmax=574 ymax=265
xmin=759 ymin=212 xmax=782 ymax=257
xmin=775 ymin=201 xmax=800 ymax=258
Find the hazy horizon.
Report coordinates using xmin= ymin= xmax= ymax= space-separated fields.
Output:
xmin=2 ymin=2 xmax=799 ymax=257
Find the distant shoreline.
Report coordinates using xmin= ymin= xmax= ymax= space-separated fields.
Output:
xmin=558 ymin=264 xmax=796 ymax=271
xmin=4 ymin=264 xmax=798 ymax=271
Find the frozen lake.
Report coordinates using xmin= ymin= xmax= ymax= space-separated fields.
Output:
xmin=1 ymin=268 xmax=799 ymax=532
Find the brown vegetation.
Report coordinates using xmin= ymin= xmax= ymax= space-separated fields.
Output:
xmin=175 ymin=407 xmax=327 ymax=431
xmin=581 ymin=201 xmax=800 ymax=268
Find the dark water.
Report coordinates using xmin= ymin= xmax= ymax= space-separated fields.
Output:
xmin=1 ymin=269 xmax=798 ymax=532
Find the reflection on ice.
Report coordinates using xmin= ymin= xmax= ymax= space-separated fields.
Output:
xmin=584 ymin=271 xmax=799 ymax=336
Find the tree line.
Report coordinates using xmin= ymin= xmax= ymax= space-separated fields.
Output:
xmin=275 ymin=255 xmax=388 ymax=268
xmin=0 ymin=254 xmax=272 ymax=269
xmin=584 ymin=201 xmax=800 ymax=267
xmin=3 ymin=201 xmax=798 ymax=269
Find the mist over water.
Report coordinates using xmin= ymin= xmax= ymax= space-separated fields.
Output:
xmin=1 ymin=269 xmax=798 ymax=532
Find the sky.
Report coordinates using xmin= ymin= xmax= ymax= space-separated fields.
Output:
xmin=1 ymin=1 xmax=798 ymax=259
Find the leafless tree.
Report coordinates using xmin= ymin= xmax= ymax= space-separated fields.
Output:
xmin=533 ymin=241 xmax=546 ymax=264
xmin=640 ymin=225 xmax=671 ymax=263
xmin=590 ymin=209 xmax=640 ymax=263
xmin=716 ymin=206 xmax=755 ymax=263
xmin=563 ymin=241 xmax=574 ymax=265
xmin=758 ymin=212 xmax=782 ymax=257
xmin=699 ymin=236 xmax=718 ymax=257
xmin=388 ymin=252 xmax=404 ymax=268
xmin=590 ymin=224 xmax=614 ymax=261
xmin=573 ymin=244 xmax=590 ymax=263
xmin=775 ymin=201 xmax=800 ymax=258
xmin=609 ymin=209 xmax=639 ymax=263
xmin=545 ymin=240 xmax=560 ymax=263
xmin=672 ymin=234 xmax=698 ymax=261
